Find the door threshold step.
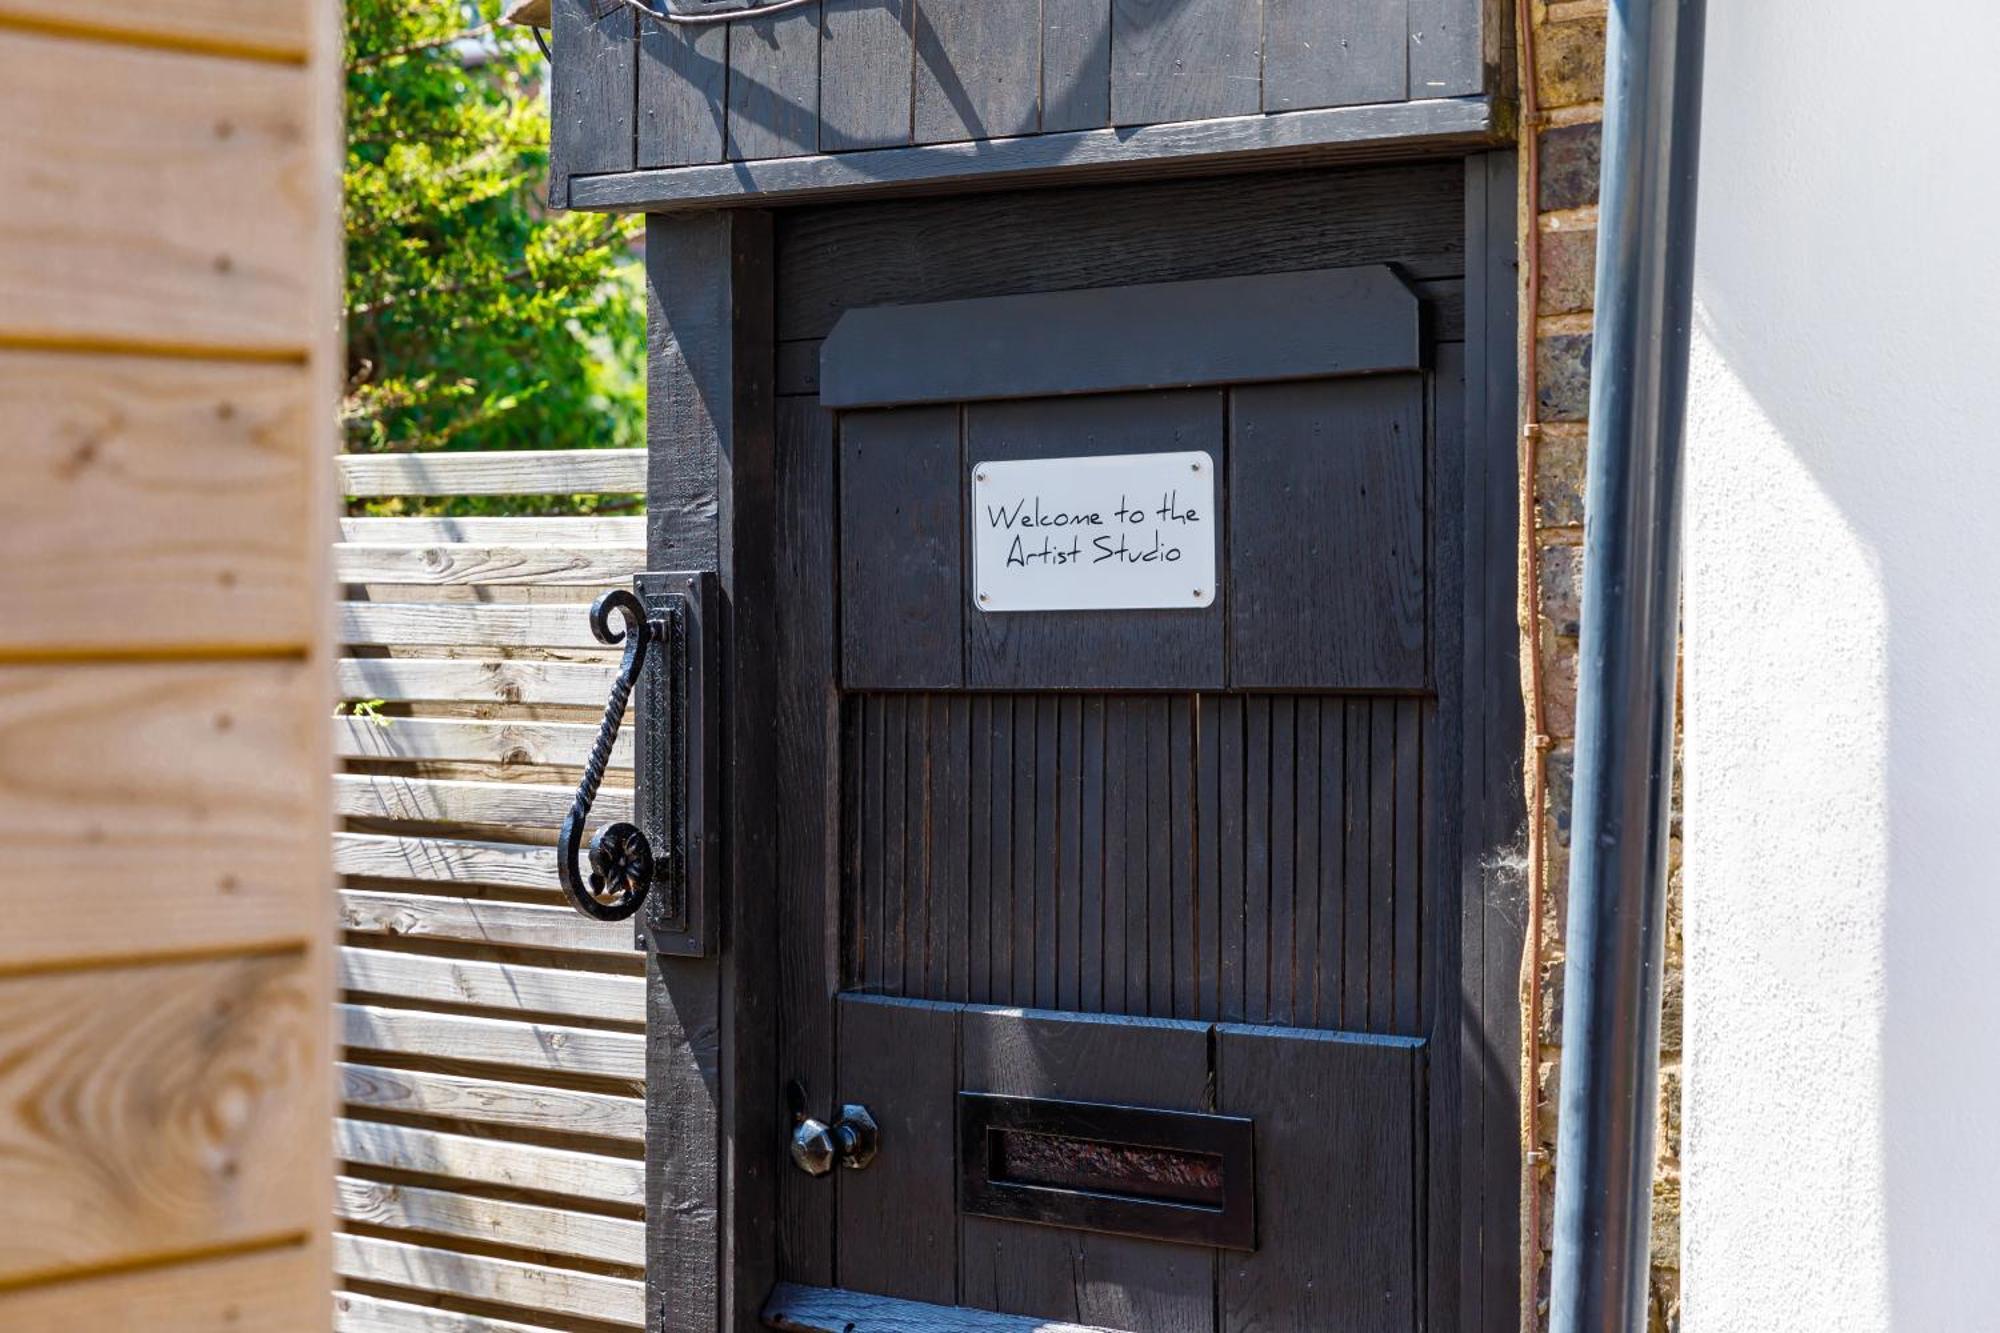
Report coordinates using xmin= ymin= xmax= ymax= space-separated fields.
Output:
xmin=763 ymin=1282 xmax=1128 ymax=1333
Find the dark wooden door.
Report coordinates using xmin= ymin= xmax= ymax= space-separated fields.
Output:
xmin=755 ymin=159 xmax=1524 ymax=1333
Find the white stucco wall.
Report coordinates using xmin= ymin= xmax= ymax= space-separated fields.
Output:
xmin=1682 ymin=4 xmax=2000 ymax=1328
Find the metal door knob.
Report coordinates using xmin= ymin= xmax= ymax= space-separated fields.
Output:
xmin=789 ymin=1103 xmax=878 ymax=1176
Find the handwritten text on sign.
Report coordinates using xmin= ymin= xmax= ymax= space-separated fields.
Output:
xmin=971 ymin=451 xmax=1217 ymax=612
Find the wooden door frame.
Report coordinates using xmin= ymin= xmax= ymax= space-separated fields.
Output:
xmin=640 ymin=152 xmax=1524 ymax=1333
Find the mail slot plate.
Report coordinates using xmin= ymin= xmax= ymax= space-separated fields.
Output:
xmin=958 ymin=1091 xmax=1255 ymax=1251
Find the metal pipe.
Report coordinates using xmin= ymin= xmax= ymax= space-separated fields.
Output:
xmin=1547 ymin=0 xmax=1707 ymax=1329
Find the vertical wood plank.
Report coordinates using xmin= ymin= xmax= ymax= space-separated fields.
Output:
xmin=1395 ymin=701 xmax=1424 ymax=1030
xmin=638 ymin=19 xmax=728 ymax=168
xmin=937 ymin=696 xmax=973 ymax=1003
xmin=1168 ymin=694 xmax=1198 ymax=1019
xmin=821 ymin=0 xmax=914 ymax=151
xmin=1101 ymin=696 xmax=1129 ymax=1013
xmin=913 ymin=0 xmax=1042 ymax=144
xmin=837 ymin=997 xmax=959 ymax=1303
xmin=1243 ymin=696 xmax=1272 ymax=1025
xmin=1122 ymin=698 xmax=1150 ymax=1015
xmin=1341 ymin=700 xmax=1371 ymax=1028
xmin=1264 ymin=0 xmax=1410 ymax=111
xmin=643 ymin=209 xmax=777 ymax=1333
xmin=1056 ymin=696 xmax=1085 ymax=1012
xmin=990 ymin=697 xmax=1018 ymax=1005
xmin=1229 ymin=376 xmax=1429 ymax=689
xmin=1079 ymin=697 xmax=1108 ymax=1014
xmin=727 ymin=2 xmax=822 ymax=160
xmin=1369 ymin=697 xmax=1398 ymax=1030
xmin=1295 ymin=698 xmax=1323 ymax=1028
xmin=1218 ymin=1027 xmax=1423 ymax=1332
xmin=551 ymin=0 xmax=636 ymax=201
xmin=1196 ymin=695 xmax=1223 ymax=1022
xmin=968 ymin=695 xmax=996 ymax=1005
xmin=1109 ymin=0 xmax=1261 ymax=126
xmin=775 ymin=395 xmax=839 ymax=1284
xmin=1033 ymin=696 xmax=1060 ymax=1008
xmin=839 ymin=406 xmax=964 ymax=689
xmin=883 ymin=694 xmax=911 ymax=994
xmin=1011 ymin=695 xmax=1038 ymax=1004
xmin=859 ymin=697 xmax=887 ymax=991
xmin=1217 ymin=694 xmax=1247 ymax=1023
xmin=1268 ymin=696 xmax=1298 ymax=1025
xmin=1144 ymin=698 xmax=1174 ymax=1017
xmin=1409 ymin=0 xmax=1489 ymax=98
xmin=1318 ymin=701 xmax=1348 ymax=1028
xmin=1042 ymin=0 xmax=1112 ymax=132
xmin=960 ymin=1009 xmax=1214 ymax=1330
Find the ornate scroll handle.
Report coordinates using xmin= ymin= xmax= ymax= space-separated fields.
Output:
xmin=558 ymin=589 xmax=657 ymax=921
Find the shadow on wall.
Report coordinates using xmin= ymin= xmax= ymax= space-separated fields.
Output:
xmin=1682 ymin=1 xmax=2000 ymax=1329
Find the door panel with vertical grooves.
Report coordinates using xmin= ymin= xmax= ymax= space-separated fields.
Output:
xmin=845 ymin=692 xmax=1429 ymax=1035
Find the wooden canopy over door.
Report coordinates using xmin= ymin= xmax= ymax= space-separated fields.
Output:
xmin=638 ymin=155 xmax=1523 ymax=1333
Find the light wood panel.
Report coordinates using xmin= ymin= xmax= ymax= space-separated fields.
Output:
xmin=0 ymin=955 xmax=321 ymax=1284
xmin=337 ymin=449 xmax=647 ymax=497
xmin=0 ymin=660 xmax=319 ymax=970
xmin=0 ymin=1242 xmax=320 ymax=1332
xmin=0 ymin=0 xmax=311 ymax=61
xmin=0 ymin=31 xmax=314 ymax=353
xmin=0 ymin=352 xmax=314 ymax=652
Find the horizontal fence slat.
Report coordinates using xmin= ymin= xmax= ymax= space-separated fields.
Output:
xmin=340 ymin=1003 xmax=645 ymax=1081
xmin=335 ymin=1119 xmax=643 ymax=1207
xmin=339 ymin=602 xmax=616 ymax=650
xmin=340 ymin=1063 xmax=644 ymax=1143
xmin=339 ymin=450 xmax=647 ymax=498
xmin=334 ymin=544 xmax=642 ymax=587
xmin=336 ymin=833 xmax=557 ymax=892
xmin=340 ymin=516 xmax=646 ymax=545
xmin=335 ymin=1176 xmax=646 ymax=1267
xmin=340 ymin=890 xmax=635 ymax=955
xmin=337 ymin=1290 xmax=570 ymax=1333
xmin=336 ymin=775 xmax=629 ymax=828
xmin=339 ymin=948 xmax=646 ymax=1025
xmin=335 ymin=715 xmax=632 ymax=769
xmin=339 ymin=658 xmax=617 ymax=706
xmin=333 ymin=1234 xmax=645 ymax=1327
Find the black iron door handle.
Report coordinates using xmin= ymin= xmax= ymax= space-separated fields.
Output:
xmin=558 ymin=589 xmax=658 ymax=921
xmin=789 ymin=1103 xmax=880 ymax=1177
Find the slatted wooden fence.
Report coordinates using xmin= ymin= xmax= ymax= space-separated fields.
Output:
xmin=332 ymin=450 xmax=653 ymax=1333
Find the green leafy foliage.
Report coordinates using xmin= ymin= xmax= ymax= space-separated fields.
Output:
xmin=344 ymin=0 xmax=643 ymax=515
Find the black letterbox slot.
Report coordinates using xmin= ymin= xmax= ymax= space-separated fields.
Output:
xmin=957 ymin=1091 xmax=1256 ymax=1251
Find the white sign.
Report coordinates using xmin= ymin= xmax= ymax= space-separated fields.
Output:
xmin=971 ymin=451 xmax=1217 ymax=612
